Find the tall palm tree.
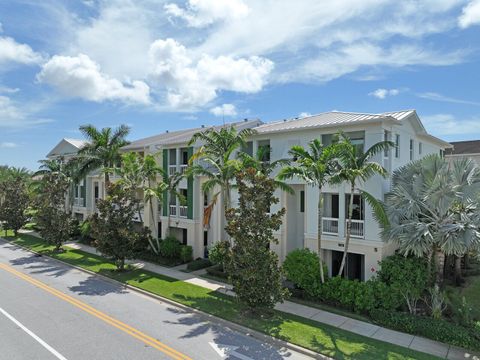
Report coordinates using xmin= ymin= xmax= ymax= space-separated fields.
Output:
xmin=278 ymin=139 xmax=339 ymax=283
xmin=188 ymin=126 xmax=256 ymax=238
xmin=77 ymin=124 xmax=130 ymax=194
xmin=332 ymin=134 xmax=393 ymax=277
xmin=382 ymin=155 xmax=480 ymax=285
xmin=238 ymin=146 xmax=294 ymax=194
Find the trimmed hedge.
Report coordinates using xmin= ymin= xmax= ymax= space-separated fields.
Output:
xmin=186 ymin=258 xmax=212 ymax=271
xmin=180 ymin=245 xmax=193 ymax=263
xmin=159 ymin=236 xmax=181 ymax=258
xmin=370 ymin=309 xmax=480 ymax=351
xmin=206 ymin=264 xmax=229 ymax=279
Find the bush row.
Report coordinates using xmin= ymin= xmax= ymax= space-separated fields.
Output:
xmin=370 ymin=309 xmax=480 ymax=351
xmin=186 ymin=258 xmax=212 ymax=271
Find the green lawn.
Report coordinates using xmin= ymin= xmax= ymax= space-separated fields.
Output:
xmin=4 ymin=234 xmax=439 ymax=360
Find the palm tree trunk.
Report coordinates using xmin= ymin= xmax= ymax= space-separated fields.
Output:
xmin=338 ymin=182 xmax=355 ymax=277
xmin=224 ymin=184 xmax=231 ymax=243
xmin=434 ymin=248 xmax=445 ymax=286
xmin=317 ymin=186 xmax=325 ymax=283
xmin=104 ymin=172 xmax=110 ymax=196
xmin=454 ymin=255 xmax=462 ymax=285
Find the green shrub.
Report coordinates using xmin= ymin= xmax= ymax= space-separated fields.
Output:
xmin=283 ymin=249 xmax=322 ymax=297
xmin=186 ymin=258 xmax=212 ymax=271
xmin=208 ymin=240 xmax=230 ymax=268
xmin=318 ymin=277 xmax=401 ymax=314
xmin=370 ymin=309 xmax=480 ymax=351
xmin=159 ymin=236 xmax=181 ymax=258
xmin=179 ymin=245 xmax=193 ymax=263
xmin=377 ymin=254 xmax=430 ymax=313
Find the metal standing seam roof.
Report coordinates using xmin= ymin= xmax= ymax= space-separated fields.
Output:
xmin=122 ymin=119 xmax=263 ymax=150
xmin=254 ymin=110 xmax=415 ymax=134
xmin=64 ymin=138 xmax=88 ymax=149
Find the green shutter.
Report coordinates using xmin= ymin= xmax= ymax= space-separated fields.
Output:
xmin=81 ymin=179 xmax=86 ymax=207
xmin=162 ymin=149 xmax=168 ymax=217
xmin=187 ymin=147 xmax=194 ymax=219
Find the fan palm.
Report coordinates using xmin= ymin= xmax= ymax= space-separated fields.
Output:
xmin=382 ymin=154 xmax=480 ymax=285
xmin=76 ymin=124 xmax=130 ymax=194
xmin=331 ymin=133 xmax=393 ymax=277
xmin=278 ymin=139 xmax=339 ymax=283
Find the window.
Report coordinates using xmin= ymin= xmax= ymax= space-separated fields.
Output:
xmin=181 ymin=149 xmax=189 ymax=165
xmin=440 ymin=149 xmax=445 ymax=158
xmin=169 ymin=149 xmax=176 ymax=165
xmin=384 ymin=130 xmax=390 ymax=157
xmin=258 ymin=140 xmax=271 ymax=162
xmin=419 ymin=142 xmax=423 ymax=155
xmin=203 ymin=192 xmax=208 ymax=207
xmin=182 ymin=229 xmax=188 ymax=245
xmin=395 ymin=134 xmax=400 ymax=158
xmin=409 ymin=139 xmax=414 ymax=160
xmin=300 ymin=191 xmax=305 ymax=213
xmin=94 ymin=182 xmax=99 ymax=199
xmin=345 ymin=194 xmax=364 ymax=220
xmin=243 ymin=141 xmax=253 ymax=156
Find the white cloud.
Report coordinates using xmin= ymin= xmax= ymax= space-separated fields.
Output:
xmin=0 ymin=95 xmax=51 ymax=129
xmin=0 ymin=86 xmax=20 ymax=94
xmin=0 ymin=36 xmax=43 ymax=66
xmin=0 ymin=142 xmax=17 ymax=148
xmin=417 ymin=92 xmax=480 ymax=106
xmin=210 ymin=103 xmax=237 ymax=117
xmin=37 ymin=54 xmax=150 ymax=104
xmin=369 ymin=88 xmax=400 ymax=99
xmin=165 ymin=0 xmax=250 ymax=28
xmin=299 ymin=112 xmax=312 ymax=118
xmin=149 ymin=38 xmax=273 ymax=108
xmin=422 ymin=113 xmax=480 ymax=136
xmin=459 ymin=0 xmax=480 ymax=28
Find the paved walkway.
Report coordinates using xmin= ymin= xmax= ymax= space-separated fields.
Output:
xmin=20 ymin=232 xmax=478 ymax=360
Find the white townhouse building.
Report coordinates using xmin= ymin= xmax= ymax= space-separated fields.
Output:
xmin=44 ymin=110 xmax=451 ymax=281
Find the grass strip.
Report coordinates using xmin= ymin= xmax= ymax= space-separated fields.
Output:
xmin=6 ymin=234 xmax=440 ymax=360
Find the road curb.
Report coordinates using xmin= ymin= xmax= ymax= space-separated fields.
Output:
xmin=0 ymin=238 xmax=328 ymax=360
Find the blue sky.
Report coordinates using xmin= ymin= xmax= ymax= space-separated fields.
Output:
xmin=1 ymin=0 xmax=480 ymax=170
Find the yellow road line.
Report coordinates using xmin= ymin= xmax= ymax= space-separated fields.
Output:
xmin=0 ymin=263 xmax=192 ymax=360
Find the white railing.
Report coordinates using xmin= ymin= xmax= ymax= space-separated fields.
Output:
xmin=179 ymin=164 xmax=188 ymax=174
xmin=346 ymin=219 xmax=364 ymax=238
xmin=169 ymin=205 xmax=177 ymax=216
xmin=322 ymin=217 xmax=339 ymax=235
xmin=132 ymin=210 xmax=144 ymax=222
xmin=179 ymin=206 xmax=188 ymax=218
xmin=169 ymin=165 xmax=177 ymax=176
xmin=73 ymin=198 xmax=84 ymax=207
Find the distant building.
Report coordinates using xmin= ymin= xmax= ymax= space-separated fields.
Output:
xmin=445 ymin=140 xmax=480 ymax=164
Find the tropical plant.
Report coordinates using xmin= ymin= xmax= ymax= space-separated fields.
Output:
xmin=76 ymin=124 xmax=130 ymax=194
xmin=382 ymin=155 xmax=480 ymax=285
xmin=331 ymin=133 xmax=393 ymax=277
xmin=188 ymin=125 xmax=256 ymax=239
xmin=90 ymin=183 xmax=149 ymax=271
xmin=278 ymin=139 xmax=339 ymax=283
xmin=238 ymin=145 xmax=293 ymax=194
xmin=283 ymin=249 xmax=322 ymax=298
xmin=225 ymin=167 xmax=289 ymax=311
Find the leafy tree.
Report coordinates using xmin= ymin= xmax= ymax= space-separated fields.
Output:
xmin=382 ymin=155 xmax=480 ymax=285
xmin=34 ymin=173 xmax=74 ymax=251
xmin=76 ymin=124 xmax=130 ymax=194
xmin=225 ymin=168 xmax=289 ymax=312
xmin=278 ymin=139 xmax=339 ymax=283
xmin=332 ymin=133 xmax=392 ymax=277
xmin=90 ymin=183 xmax=149 ymax=271
xmin=0 ymin=170 xmax=30 ymax=236
xmin=188 ymin=126 xmax=256 ymax=239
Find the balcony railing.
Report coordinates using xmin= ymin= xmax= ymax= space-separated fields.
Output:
xmin=73 ymin=198 xmax=84 ymax=207
xmin=169 ymin=205 xmax=177 ymax=216
xmin=346 ymin=219 xmax=364 ymax=238
xmin=322 ymin=217 xmax=339 ymax=235
xmin=169 ymin=165 xmax=177 ymax=176
xmin=179 ymin=164 xmax=188 ymax=174
xmin=179 ymin=206 xmax=188 ymax=218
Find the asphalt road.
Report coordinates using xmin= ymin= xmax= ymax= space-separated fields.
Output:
xmin=0 ymin=240 xmax=315 ymax=360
